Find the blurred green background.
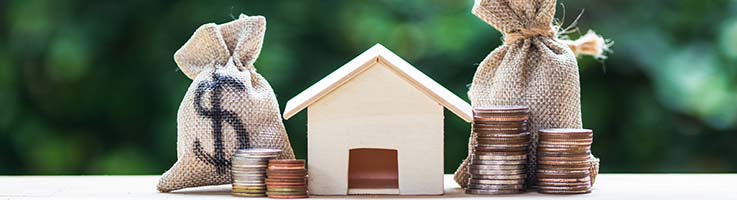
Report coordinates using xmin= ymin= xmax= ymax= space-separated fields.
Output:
xmin=1 ymin=0 xmax=736 ymax=175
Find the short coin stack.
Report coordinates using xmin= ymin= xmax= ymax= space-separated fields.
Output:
xmin=536 ymin=128 xmax=593 ymax=194
xmin=231 ymin=148 xmax=282 ymax=197
xmin=266 ymin=159 xmax=308 ymax=198
xmin=466 ymin=106 xmax=531 ymax=195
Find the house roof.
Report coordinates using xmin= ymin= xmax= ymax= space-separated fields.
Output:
xmin=283 ymin=44 xmax=472 ymax=122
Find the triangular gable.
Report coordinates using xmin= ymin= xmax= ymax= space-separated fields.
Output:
xmin=283 ymin=44 xmax=472 ymax=122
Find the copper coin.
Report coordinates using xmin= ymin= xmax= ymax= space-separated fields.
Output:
xmin=269 ymin=159 xmax=305 ymax=164
xmin=266 ymin=188 xmax=307 ymax=195
xmin=267 ymin=169 xmax=306 ymax=174
xmin=267 ymin=195 xmax=309 ymax=199
xmin=265 ymin=178 xmax=306 ymax=183
xmin=265 ymin=183 xmax=306 ymax=187
xmin=267 ymin=192 xmax=308 ymax=196
xmin=268 ymin=165 xmax=305 ymax=169
xmin=266 ymin=173 xmax=306 ymax=178
xmin=268 ymin=187 xmax=308 ymax=192
xmin=537 ymin=176 xmax=591 ymax=183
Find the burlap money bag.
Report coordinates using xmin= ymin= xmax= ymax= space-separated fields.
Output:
xmin=158 ymin=14 xmax=295 ymax=192
xmin=454 ymin=0 xmax=606 ymax=188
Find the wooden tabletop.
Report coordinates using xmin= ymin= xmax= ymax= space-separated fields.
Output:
xmin=1 ymin=174 xmax=735 ymax=199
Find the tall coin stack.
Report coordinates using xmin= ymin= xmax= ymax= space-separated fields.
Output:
xmin=466 ymin=106 xmax=531 ymax=195
xmin=536 ymin=128 xmax=593 ymax=194
xmin=266 ymin=159 xmax=308 ymax=198
xmin=231 ymin=148 xmax=282 ymax=197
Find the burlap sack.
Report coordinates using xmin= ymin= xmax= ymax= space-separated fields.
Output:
xmin=158 ymin=14 xmax=295 ymax=192
xmin=454 ymin=0 xmax=607 ymax=188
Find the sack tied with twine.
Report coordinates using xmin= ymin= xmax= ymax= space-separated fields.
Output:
xmin=158 ymin=14 xmax=295 ymax=192
xmin=454 ymin=0 xmax=608 ymax=188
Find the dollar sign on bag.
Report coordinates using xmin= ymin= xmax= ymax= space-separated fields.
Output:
xmin=192 ymin=72 xmax=249 ymax=174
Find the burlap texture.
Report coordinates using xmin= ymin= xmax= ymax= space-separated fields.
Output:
xmin=454 ymin=0 xmax=600 ymax=188
xmin=158 ymin=14 xmax=295 ymax=192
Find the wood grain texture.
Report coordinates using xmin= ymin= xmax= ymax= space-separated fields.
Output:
xmin=2 ymin=174 xmax=736 ymax=199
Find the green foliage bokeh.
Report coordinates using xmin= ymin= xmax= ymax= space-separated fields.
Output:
xmin=1 ymin=0 xmax=736 ymax=175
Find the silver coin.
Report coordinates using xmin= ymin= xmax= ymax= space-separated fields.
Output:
xmin=538 ymin=188 xmax=592 ymax=194
xmin=465 ymin=188 xmax=524 ymax=195
xmin=469 ymin=164 xmax=525 ymax=170
xmin=469 ymin=178 xmax=525 ymax=185
xmin=467 ymin=184 xmax=525 ymax=190
xmin=537 ymin=169 xmax=590 ymax=174
xmin=471 ymin=159 xmax=527 ymax=165
xmin=538 ymin=141 xmax=592 ymax=146
xmin=471 ymin=174 xmax=526 ymax=180
xmin=537 ymin=181 xmax=591 ymax=187
xmin=537 ymin=143 xmax=591 ymax=148
xmin=537 ymin=176 xmax=591 ymax=183
xmin=469 ymin=168 xmax=526 ymax=175
xmin=232 ymin=175 xmax=266 ymax=180
xmin=474 ymin=154 xmax=527 ymax=161
xmin=538 ymin=185 xmax=591 ymax=191
xmin=232 ymin=182 xmax=267 ymax=187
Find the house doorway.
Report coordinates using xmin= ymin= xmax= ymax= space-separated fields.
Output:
xmin=347 ymin=148 xmax=399 ymax=194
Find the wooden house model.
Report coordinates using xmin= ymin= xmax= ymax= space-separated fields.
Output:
xmin=283 ymin=44 xmax=472 ymax=195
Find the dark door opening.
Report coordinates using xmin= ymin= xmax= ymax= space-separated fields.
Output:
xmin=348 ymin=148 xmax=399 ymax=193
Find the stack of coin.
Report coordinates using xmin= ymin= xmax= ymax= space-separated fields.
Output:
xmin=466 ymin=106 xmax=530 ymax=195
xmin=536 ymin=128 xmax=593 ymax=194
xmin=266 ymin=159 xmax=308 ymax=198
xmin=231 ymin=148 xmax=282 ymax=197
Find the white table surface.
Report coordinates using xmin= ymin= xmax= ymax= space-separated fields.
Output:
xmin=1 ymin=174 xmax=735 ymax=199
